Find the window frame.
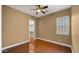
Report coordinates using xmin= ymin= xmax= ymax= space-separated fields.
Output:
xmin=56 ymin=16 xmax=70 ymax=35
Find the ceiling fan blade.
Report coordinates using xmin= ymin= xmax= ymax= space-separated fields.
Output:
xmin=36 ymin=12 xmax=38 ymax=15
xmin=42 ymin=6 xmax=48 ymax=9
xmin=41 ymin=11 xmax=45 ymax=14
xmin=37 ymin=5 xmax=41 ymax=8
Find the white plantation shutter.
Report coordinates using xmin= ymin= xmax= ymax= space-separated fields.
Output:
xmin=56 ymin=16 xmax=70 ymax=35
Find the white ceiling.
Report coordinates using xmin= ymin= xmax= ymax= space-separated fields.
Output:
xmin=7 ymin=5 xmax=71 ymax=17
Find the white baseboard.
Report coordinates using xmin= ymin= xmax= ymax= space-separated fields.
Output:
xmin=2 ymin=40 xmax=29 ymax=50
xmin=35 ymin=38 xmax=72 ymax=48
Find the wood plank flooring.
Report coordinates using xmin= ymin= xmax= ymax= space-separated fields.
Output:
xmin=2 ymin=39 xmax=72 ymax=53
xmin=2 ymin=42 xmax=29 ymax=53
xmin=35 ymin=39 xmax=71 ymax=53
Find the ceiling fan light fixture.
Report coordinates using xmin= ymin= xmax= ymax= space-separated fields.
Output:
xmin=37 ymin=9 xmax=41 ymax=12
xmin=30 ymin=5 xmax=48 ymax=15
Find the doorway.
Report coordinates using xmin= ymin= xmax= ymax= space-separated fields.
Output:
xmin=29 ymin=19 xmax=35 ymax=52
xmin=29 ymin=19 xmax=35 ymax=38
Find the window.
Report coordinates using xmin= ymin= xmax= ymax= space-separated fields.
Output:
xmin=56 ymin=16 xmax=70 ymax=35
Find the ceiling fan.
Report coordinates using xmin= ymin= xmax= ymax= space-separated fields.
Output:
xmin=30 ymin=5 xmax=48 ymax=15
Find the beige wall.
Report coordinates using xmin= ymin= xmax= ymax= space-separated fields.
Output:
xmin=0 ymin=6 xmax=1 ymax=49
xmin=2 ymin=6 xmax=29 ymax=48
xmin=36 ymin=8 xmax=72 ymax=45
xmin=71 ymin=6 xmax=79 ymax=52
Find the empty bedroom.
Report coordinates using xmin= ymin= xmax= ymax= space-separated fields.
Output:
xmin=2 ymin=5 xmax=79 ymax=53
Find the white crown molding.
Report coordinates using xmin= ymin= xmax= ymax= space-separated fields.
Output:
xmin=7 ymin=5 xmax=71 ymax=17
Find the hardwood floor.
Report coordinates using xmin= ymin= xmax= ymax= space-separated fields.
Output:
xmin=2 ymin=39 xmax=72 ymax=53
xmin=2 ymin=42 xmax=29 ymax=53
xmin=35 ymin=39 xmax=71 ymax=53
